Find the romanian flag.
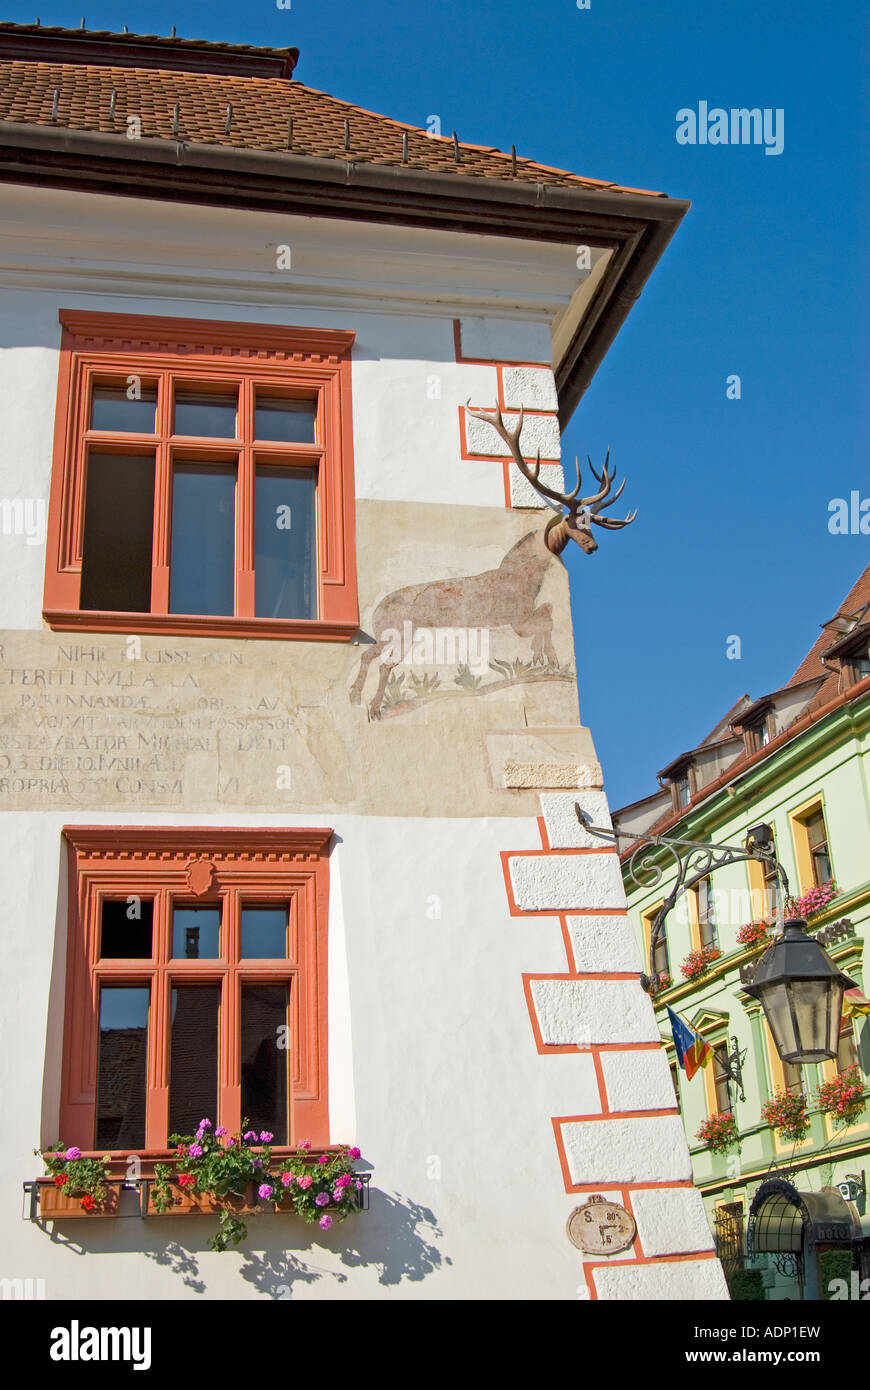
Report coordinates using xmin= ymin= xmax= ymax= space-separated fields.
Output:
xmin=667 ymin=1006 xmax=712 ymax=1080
xmin=843 ymin=987 xmax=870 ymax=1019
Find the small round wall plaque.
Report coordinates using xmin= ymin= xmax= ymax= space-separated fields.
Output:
xmin=567 ymin=1194 xmax=636 ymax=1255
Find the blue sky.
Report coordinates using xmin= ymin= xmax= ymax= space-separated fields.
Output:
xmin=7 ymin=0 xmax=868 ymax=807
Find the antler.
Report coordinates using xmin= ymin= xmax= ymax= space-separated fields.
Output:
xmin=586 ymin=450 xmax=638 ymax=530
xmin=465 ymin=402 xmax=636 ymax=554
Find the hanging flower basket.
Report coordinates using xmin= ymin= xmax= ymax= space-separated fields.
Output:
xmin=35 ymin=1145 xmax=116 ymax=1217
xmin=695 ymin=1111 xmax=740 ymax=1154
xmin=817 ymin=1067 xmax=867 ymax=1127
xmin=736 ymin=920 xmax=772 ymax=948
xmin=760 ymin=1089 xmax=811 ymax=1143
xmin=786 ymin=880 xmax=838 ymax=921
xmin=680 ymin=946 xmax=721 ymax=982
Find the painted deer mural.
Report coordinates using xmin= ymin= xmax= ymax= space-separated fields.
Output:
xmin=350 ymin=404 xmax=636 ymax=717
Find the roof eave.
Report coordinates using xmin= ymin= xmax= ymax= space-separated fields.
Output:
xmin=0 ymin=119 xmax=689 ymax=427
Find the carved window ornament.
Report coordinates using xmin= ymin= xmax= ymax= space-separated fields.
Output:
xmin=58 ymin=826 xmax=332 ymax=1154
xmin=44 ymin=311 xmax=358 ymax=641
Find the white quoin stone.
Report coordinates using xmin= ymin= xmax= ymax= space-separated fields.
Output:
xmin=566 ymin=915 xmax=643 ymax=973
xmin=600 ymin=1048 xmax=678 ymax=1111
xmin=630 ymin=1187 xmax=716 ymax=1258
xmin=561 ymin=1115 xmax=692 ymax=1184
xmin=501 ymin=365 xmax=559 ymax=411
xmin=530 ymin=978 xmax=659 ymax=1046
xmin=465 ymin=409 xmax=561 ymax=461
xmin=593 ymin=1257 xmax=729 ymax=1301
xmin=508 ymin=462 xmax=565 ymax=509
xmin=508 ymin=852 xmax=626 ymax=911
xmin=540 ymin=791 xmax=613 ymax=849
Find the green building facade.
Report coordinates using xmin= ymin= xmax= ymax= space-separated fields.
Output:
xmin=614 ymin=567 xmax=870 ymax=1301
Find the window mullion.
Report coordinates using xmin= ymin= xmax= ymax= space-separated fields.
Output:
xmin=237 ymin=378 xmax=255 ymax=617
xmin=145 ymin=964 xmax=170 ymax=1150
xmin=151 ymin=371 xmax=173 ymax=614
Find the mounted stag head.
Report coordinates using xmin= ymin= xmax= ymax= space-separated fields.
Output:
xmin=466 ymin=403 xmax=636 ymax=555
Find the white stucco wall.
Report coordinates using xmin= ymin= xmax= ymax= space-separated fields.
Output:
xmin=3 ymin=810 xmax=601 ymax=1300
xmin=0 ymin=184 xmax=722 ymax=1301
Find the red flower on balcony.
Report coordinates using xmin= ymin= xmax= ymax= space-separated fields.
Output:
xmin=680 ymin=945 xmax=721 ymax=981
xmin=736 ymin=920 xmax=772 ymax=947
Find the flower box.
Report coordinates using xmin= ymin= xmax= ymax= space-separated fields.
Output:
xmin=38 ymin=1181 xmax=120 ymax=1219
xmin=145 ymin=1181 xmax=263 ymax=1217
xmin=736 ymin=920 xmax=772 ymax=948
xmin=680 ymin=945 xmax=722 ymax=982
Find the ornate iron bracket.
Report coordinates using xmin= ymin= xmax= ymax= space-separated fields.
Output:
xmin=719 ymin=1033 xmax=748 ymax=1104
xmin=574 ymin=805 xmax=790 ymax=994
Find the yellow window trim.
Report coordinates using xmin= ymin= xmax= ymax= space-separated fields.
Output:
xmin=789 ymin=794 xmax=828 ymax=896
xmin=642 ymin=899 xmax=665 ymax=976
xmin=703 ymin=1030 xmax=732 ymax=1118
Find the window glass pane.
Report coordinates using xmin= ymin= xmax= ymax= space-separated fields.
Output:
xmin=806 ymin=812 xmax=826 ymax=849
xmin=100 ymin=898 xmax=153 ymax=958
xmin=837 ymin=1025 xmax=858 ymax=1074
xmin=254 ymin=466 xmax=316 ymax=619
xmin=172 ymin=906 xmax=221 ymax=959
xmin=652 ymin=933 xmax=669 ymax=975
xmin=241 ymin=906 xmax=288 ymax=959
xmin=174 ymin=391 xmax=238 ymax=438
xmin=169 ymin=985 xmax=220 ymax=1135
xmin=241 ymin=984 xmax=289 ymax=1143
xmin=80 ymin=453 xmax=154 ymax=612
xmin=170 ymin=463 xmax=236 ymax=616
xmin=96 ymin=986 xmax=149 ymax=1149
xmin=91 ymin=386 xmax=157 ymax=433
xmin=255 ymin=394 xmax=316 ymax=444
xmin=713 ymin=1047 xmax=731 ymax=1111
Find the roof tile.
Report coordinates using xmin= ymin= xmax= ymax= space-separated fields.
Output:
xmin=0 ymin=55 xmax=665 ymax=194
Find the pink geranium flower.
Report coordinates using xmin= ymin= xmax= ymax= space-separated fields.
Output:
xmin=281 ymin=1172 xmax=295 ymax=1187
xmin=297 ymin=1175 xmax=312 ymax=1190
xmin=319 ymin=1214 xmax=333 ymax=1230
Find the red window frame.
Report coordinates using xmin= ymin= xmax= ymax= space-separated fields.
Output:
xmin=44 ymin=311 xmax=358 ymax=640
xmin=59 ymin=826 xmax=332 ymax=1156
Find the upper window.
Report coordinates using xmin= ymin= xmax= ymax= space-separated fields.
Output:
xmin=711 ymin=1043 xmax=732 ymax=1113
xmin=44 ymin=312 xmax=357 ymax=640
xmin=59 ymin=826 xmax=332 ymax=1153
xmin=697 ymin=876 xmax=719 ymax=950
xmin=673 ymin=771 xmax=691 ymax=810
xmin=803 ymin=808 xmax=832 ymax=888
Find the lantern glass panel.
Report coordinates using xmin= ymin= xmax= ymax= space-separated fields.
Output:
xmin=764 ymin=982 xmax=799 ymax=1060
xmin=787 ymin=979 xmax=832 ymax=1062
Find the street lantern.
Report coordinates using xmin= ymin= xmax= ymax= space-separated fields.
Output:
xmin=743 ymin=919 xmax=859 ymax=1064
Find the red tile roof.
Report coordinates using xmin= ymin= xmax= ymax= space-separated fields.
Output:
xmin=785 ymin=563 xmax=870 ymax=714
xmin=0 ymin=26 xmax=666 ymax=194
xmin=615 ymin=562 xmax=870 ymax=843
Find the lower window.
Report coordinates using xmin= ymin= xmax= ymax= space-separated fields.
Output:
xmin=60 ymin=827 xmax=331 ymax=1153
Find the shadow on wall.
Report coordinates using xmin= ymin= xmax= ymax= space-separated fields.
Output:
xmin=38 ymin=1190 xmax=450 ymax=1297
